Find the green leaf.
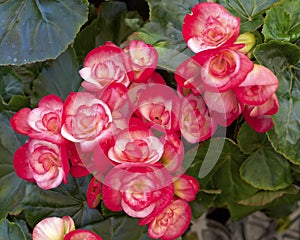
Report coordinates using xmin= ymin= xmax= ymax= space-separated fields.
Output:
xmin=186 ymin=138 xmax=257 ymax=207
xmin=0 ymin=66 xmax=30 ymax=111
xmin=74 ymin=1 xmax=143 ymax=62
xmin=219 ymin=0 xmax=280 ymax=32
xmin=237 ymin=122 xmax=270 ymax=154
xmin=0 ymin=219 xmax=26 ymax=240
xmin=253 ymin=41 xmax=300 ymax=164
xmin=0 ymin=0 xmax=89 ymax=65
xmin=0 ymin=111 xmax=27 ymax=218
xmin=23 ymin=175 xmax=103 ymax=228
xmin=84 ymin=216 xmax=151 ymax=240
xmin=262 ymin=0 xmax=300 ymax=42
xmin=238 ymin=186 xmax=298 ymax=206
xmin=240 ymin=147 xmax=293 ymax=190
xmin=31 ymin=47 xmax=82 ymax=106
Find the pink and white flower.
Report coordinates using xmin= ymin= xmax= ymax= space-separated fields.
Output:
xmin=102 ymin=162 xmax=174 ymax=218
xmin=182 ymin=2 xmax=240 ymax=53
xmin=180 ymin=93 xmax=217 ymax=143
xmin=234 ymin=64 xmax=279 ymax=105
xmin=204 ymin=90 xmax=244 ymax=126
xmin=64 ymin=230 xmax=102 ymax=240
xmin=175 ymin=57 xmax=204 ymax=94
xmin=135 ymin=84 xmax=180 ymax=132
xmin=124 ymin=40 xmax=158 ymax=82
xmin=193 ymin=45 xmax=254 ymax=93
xmin=173 ymin=174 xmax=200 ymax=202
xmin=86 ymin=176 xmax=102 ymax=209
xmin=14 ymin=139 xmax=69 ymax=190
xmin=10 ymin=94 xmax=65 ymax=144
xmin=79 ymin=43 xmax=132 ymax=91
xmin=61 ymin=92 xmax=112 ymax=151
xmin=243 ymin=93 xmax=279 ymax=133
xmin=32 ymin=216 xmax=75 ymax=240
xmin=140 ymin=198 xmax=192 ymax=240
xmin=107 ymin=124 xmax=164 ymax=164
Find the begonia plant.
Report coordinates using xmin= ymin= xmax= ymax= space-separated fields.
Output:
xmin=0 ymin=0 xmax=299 ymax=239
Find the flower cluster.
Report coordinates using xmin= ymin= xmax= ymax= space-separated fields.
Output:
xmin=177 ymin=2 xmax=279 ymax=133
xmin=11 ymin=40 xmax=200 ymax=239
xmin=32 ymin=216 xmax=102 ymax=240
xmin=10 ymin=2 xmax=280 ymax=239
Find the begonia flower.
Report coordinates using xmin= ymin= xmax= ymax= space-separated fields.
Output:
xmin=107 ymin=125 xmax=164 ymax=164
xmin=175 ymin=57 xmax=204 ymax=94
xmin=182 ymin=2 xmax=240 ymax=53
xmin=102 ymin=162 xmax=174 ymax=218
xmin=173 ymin=174 xmax=200 ymax=202
xmin=79 ymin=43 xmax=132 ymax=91
xmin=193 ymin=45 xmax=254 ymax=92
xmin=243 ymin=93 xmax=279 ymax=133
xmin=234 ymin=64 xmax=279 ymax=105
xmin=61 ymin=92 xmax=112 ymax=151
xmin=64 ymin=229 xmax=102 ymax=240
xmin=32 ymin=216 xmax=75 ymax=240
xmin=180 ymin=93 xmax=217 ymax=143
xmin=124 ymin=40 xmax=158 ymax=82
xmin=86 ymin=176 xmax=102 ymax=209
xmin=160 ymin=131 xmax=184 ymax=173
xmin=14 ymin=139 xmax=69 ymax=190
xmin=139 ymin=198 xmax=191 ymax=240
xmin=135 ymin=84 xmax=180 ymax=131
xmin=10 ymin=94 xmax=66 ymax=144
xmin=67 ymin=142 xmax=90 ymax=178
xmin=204 ymin=90 xmax=244 ymax=126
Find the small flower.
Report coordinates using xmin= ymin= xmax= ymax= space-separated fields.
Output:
xmin=64 ymin=230 xmax=102 ymax=240
xmin=193 ymin=45 xmax=254 ymax=93
xmin=180 ymin=93 xmax=217 ymax=143
xmin=102 ymin=162 xmax=174 ymax=218
xmin=182 ymin=2 xmax=240 ymax=53
xmin=204 ymin=90 xmax=244 ymax=127
xmin=10 ymin=94 xmax=66 ymax=144
xmin=124 ymin=40 xmax=158 ymax=82
xmin=32 ymin=216 xmax=75 ymax=240
xmin=61 ymin=92 xmax=112 ymax=151
xmin=140 ymin=198 xmax=192 ymax=240
xmin=87 ymin=176 xmax=102 ymax=209
xmin=14 ymin=139 xmax=69 ymax=190
xmin=79 ymin=43 xmax=131 ymax=91
xmin=234 ymin=64 xmax=279 ymax=106
xmin=243 ymin=93 xmax=279 ymax=133
xmin=107 ymin=125 xmax=164 ymax=164
xmin=173 ymin=174 xmax=200 ymax=202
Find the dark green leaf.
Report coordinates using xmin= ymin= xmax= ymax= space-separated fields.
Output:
xmin=237 ymin=122 xmax=270 ymax=154
xmin=186 ymin=138 xmax=257 ymax=206
xmin=262 ymin=0 xmax=300 ymax=42
xmin=240 ymin=147 xmax=293 ymax=190
xmin=31 ymin=47 xmax=82 ymax=106
xmin=238 ymin=186 xmax=298 ymax=206
xmin=264 ymin=191 xmax=300 ymax=218
xmin=0 ymin=111 xmax=27 ymax=218
xmin=0 ymin=0 xmax=89 ymax=65
xmin=0 ymin=67 xmax=24 ymax=102
xmin=227 ymin=202 xmax=264 ymax=221
xmin=6 ymin=95 xmax=30 ymax=112
xmin=0 ymin=219 xmax=26 ymax=240
xmin=84 ymin=216 xmax=151 ymax=240
xmin=74 ymin=1 xmax=143 ymax=62
xmin=254 ymin=41 xmax=300 ymax=164
xmin=23 ymin=175 xmax=103 ymax=228
xmin=219 ymin=0 xmax=280 ymax=32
